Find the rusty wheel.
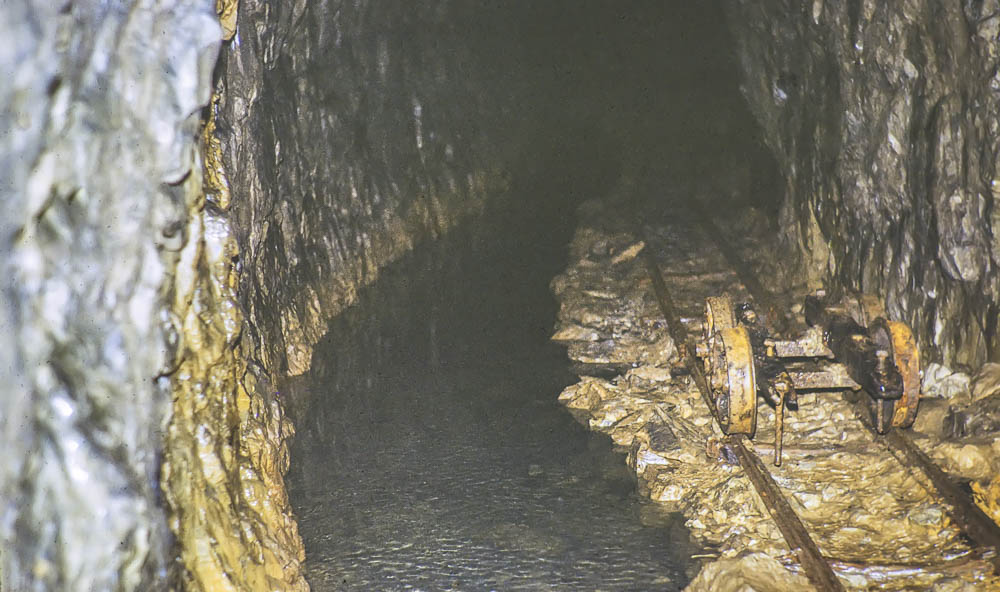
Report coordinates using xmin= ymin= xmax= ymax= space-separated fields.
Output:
xmin=868 ymin=318 xmax=921 ymax=431
xmin=702 ymin=294 xmax=736 ymax=373
xmin=704 ymin=294 xmax=736 ymax=339
xmin=885 ymin=320 xmax=920 ymax=428
xmin=709 ymin=326 xmax=757 ymax=436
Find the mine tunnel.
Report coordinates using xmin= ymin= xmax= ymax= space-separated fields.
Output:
xmin=5 ymin=0 xmax=1000 ymax=591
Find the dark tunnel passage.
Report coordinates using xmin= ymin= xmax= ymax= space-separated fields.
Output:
xmin=283 ymin=184 xmax=702 ymax=589
xmin=279 ymin=1 xmax=777 ymax=589
xmin=9 ymin=0 xmax=1000 ymax=589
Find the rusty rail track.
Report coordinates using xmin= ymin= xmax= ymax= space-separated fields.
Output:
xmin=682 ymin=202 xmax=1000 ymax=575
xmin=632 ymin=198 xmax=1000 ymax=588
xmin=852 ymin=398 xmax=1000 ymax=573
xmin=640 ymin=245 xmax=847 ymax=592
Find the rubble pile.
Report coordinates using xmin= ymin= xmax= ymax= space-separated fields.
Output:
xmin=552 ymin=199 xmax=1000 ymax=590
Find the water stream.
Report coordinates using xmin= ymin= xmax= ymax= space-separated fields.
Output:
xmin=284 ymin=178 xmax=700 ymax=590
xmin=280 ymin=2 xmax=766 ymax=588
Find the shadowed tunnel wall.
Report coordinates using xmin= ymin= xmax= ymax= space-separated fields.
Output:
xmin=727 ymin=0 xmax=1000 ymax=368
xmin=3 ymin=1 xmax=1000 ymax=590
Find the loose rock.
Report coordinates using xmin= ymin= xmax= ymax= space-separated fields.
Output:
xmin=551 ymin=199 xmax=1000 ymax=590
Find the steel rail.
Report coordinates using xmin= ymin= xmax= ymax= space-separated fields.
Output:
xmin=851 ymin=398 xmax=1000 ymax=573
xmin=685 ymin=200 xmax=1000 ymax=575
xmin=640 ymin=242 xmax=847 ymax=592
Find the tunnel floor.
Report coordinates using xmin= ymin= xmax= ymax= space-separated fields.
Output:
xmin=283 ymin=189 xmax=701 ymax=590
xmin=276 ymin=3 xmax=770 ymax=588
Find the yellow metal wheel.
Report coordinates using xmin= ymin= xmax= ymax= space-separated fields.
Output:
xmin=710 ymin=326 xmax=757 ymax=436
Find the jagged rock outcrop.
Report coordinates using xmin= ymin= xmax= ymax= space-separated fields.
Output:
xmin=217 ymin=0 xmax=504 ymax=378
xmin=2 ymin=0 xmax=512 ymax=589
xmin=0 ymin=1 xmax=220 ymax=589
xmin=727 ymin=0 xmax=1000 ymax=368
xmin=159 ymin=105 xmax=309 ymax=591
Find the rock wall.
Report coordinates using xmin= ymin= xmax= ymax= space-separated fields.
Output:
xmin=0 ymin=1 xmax=221 ymax=589
xmin=727 ymin=0 xmax=1000 ymax=368
xmin=159 ymin=102 xmax=309 ymax=591
xmin=162 ymin=0 xmax=512 ymax=589
xmin=2 ymin=0 xmax=516 ymax=589
xmin=217 ymin=0 xmax=504 ymax=378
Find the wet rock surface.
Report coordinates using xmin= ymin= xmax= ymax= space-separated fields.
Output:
xmin=2 ymin=2 xmax=309 ymax=590
xmin=684 ymin=552 xmax=811 ymax=592
xmin=216 ymin=0 xmax=507 ymax=378
xmin=1 ymin=2 xmax=750 ymax=589
xmin=726 ymin=1 xmax=1000 ymax=368
xmin=0 ymin=2 xmax=221 ymax=589
xmin=10 ymin=1 xmax=1000 ymax=590
xmin=552 ymin=198 xmax=1000 ymax=590
xmin=159 ymin=108 xmax=309 ymax=591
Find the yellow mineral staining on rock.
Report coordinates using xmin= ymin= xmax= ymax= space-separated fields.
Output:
xmin=684 ymin=552 xmax=811 ymax=592
xmin=161 ymin=103 xmax=308 ymax=591
xmin=216 ymin=0 xmax=238 ymax=41
xmin=551 ymin=200 xmax=1000 ymax=590
xmin=200 ymin=96 xmax=230 ymax=212
xmin=928 ymin=441 xmax=996 ymax=482
xmin=973 ymin=476 xmax=1000 ymax=527
xmin=280 ymin=169 xmax=503 ymax=377
xmin=972 ymin=363 xmax=1000 ymax=401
